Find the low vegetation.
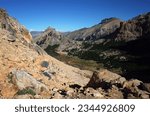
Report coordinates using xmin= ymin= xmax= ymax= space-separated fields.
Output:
xmin=16 ymin=88 xmax=36 ymax=96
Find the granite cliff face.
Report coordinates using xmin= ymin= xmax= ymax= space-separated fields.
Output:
xmin=0 ymin=9 xmax=150 ymax=99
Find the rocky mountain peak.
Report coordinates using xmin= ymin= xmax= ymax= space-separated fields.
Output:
xmin=45 ymin=26 xmax=56 ymax=32
xmin=34 ymin=26 xmax=62 ymax=49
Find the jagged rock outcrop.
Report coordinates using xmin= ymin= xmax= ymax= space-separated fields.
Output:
xmin=0 ymin=8 xmax=32 ymax=43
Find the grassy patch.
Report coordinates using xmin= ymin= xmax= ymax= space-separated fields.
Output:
xmin=17 ymin=88 xmax=36 ymax=96
xmin=55 ymin=54 xmax=103 ymax=71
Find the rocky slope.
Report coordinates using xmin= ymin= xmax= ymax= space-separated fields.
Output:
xmin=0 ymin=8 xmax=150 ymax=99
xmin=0 ymin=8 xmax=92 ymax=98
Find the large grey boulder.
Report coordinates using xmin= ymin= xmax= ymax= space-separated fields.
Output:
xmin=11 ymin=70 xmax=49 ymax=94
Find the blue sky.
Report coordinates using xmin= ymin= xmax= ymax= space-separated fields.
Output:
xmin=0 ymin=0 xmax=150 ymax=32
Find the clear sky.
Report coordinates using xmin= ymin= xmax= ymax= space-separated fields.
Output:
xmin=0 ymin=0 xmax=150 ymax=32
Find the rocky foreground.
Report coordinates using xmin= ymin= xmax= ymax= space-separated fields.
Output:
xmin=0 ymin=9 xmax=150 ymax=99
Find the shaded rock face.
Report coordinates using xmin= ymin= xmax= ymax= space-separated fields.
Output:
xmin=115 ymin=22 xmax=142 ymax=41
xmin=115 ymin=13 xmax=150 ymax=41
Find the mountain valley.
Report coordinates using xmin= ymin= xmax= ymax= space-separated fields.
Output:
xmin=0 ymin=8 xmax=150 ymax=99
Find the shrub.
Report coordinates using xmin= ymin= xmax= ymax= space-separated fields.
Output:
xmin=17 ymin=88 xmax=36 ymax=96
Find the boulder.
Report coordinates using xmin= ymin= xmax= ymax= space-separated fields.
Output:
xmin=86 ymin=69 xmax=126 ymax=89
xmin=11 ymin=70 xmax=49 ymax=94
